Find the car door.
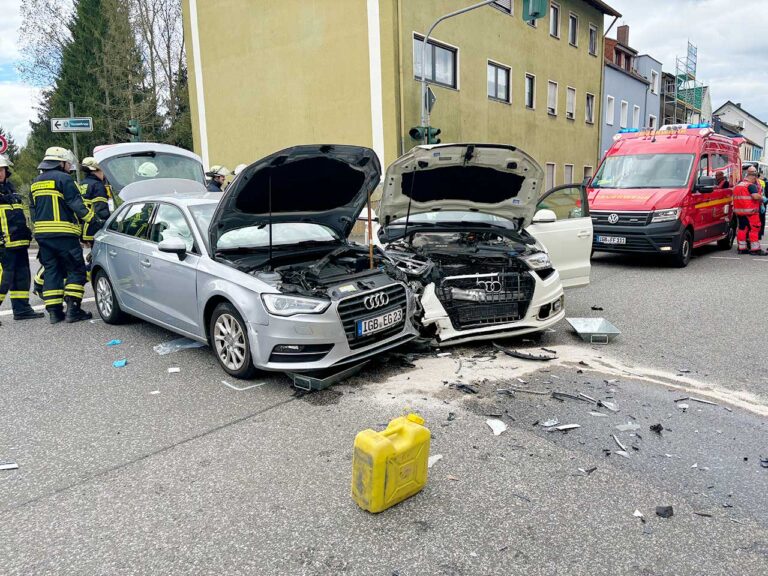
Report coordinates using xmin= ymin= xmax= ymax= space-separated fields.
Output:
xmin=526 ymin=184 xmax=592 ymax=288
xmin=137 ymin=203 xmax=200 ymax=334
xmin=104 ymin=201 xmax=156 ymax=312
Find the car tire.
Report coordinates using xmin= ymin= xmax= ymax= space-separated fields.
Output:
xmin=671 ymin=229 xmax=693 ymax=268
xmin=209 ymin=302 xmax=257 ymax=379
xmin=717 ymin=219 xmax=736 ymax=250
xmin=94 ymin=270 xmax=128 ymax=324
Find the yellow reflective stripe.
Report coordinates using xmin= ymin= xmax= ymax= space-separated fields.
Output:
xmin=31 ymin=190 xmax=64 ymax=200
xmin=0 ymin=294 xmax=5 ymax=302
xmin=34 ymin=269 xmax=45 ymax=283
xmin=42 ymin=289 xmax=65 ymax=296
xmin=694 ymin=196 xmax=733 ymax=209
xmin=90 ymin=197 xmax=109 ymax=204
xmin=9 ymin=291 xmax=29 ymax=298
xmin=45 ymin=298 xmax=64 ymax=306
xmin=78 ymin=184 xmax=88 ymax=196
xmin=52 ymin=196 xmax=60 ymax=221
xmin=34 ymin=222 xmax=81 ymax=234
xmin=6 ymin=240 xmax=31 ymax=248
xmin=65 ymin=283 xmax=85 ymax=290
xmin=0 ymin=204 xmax=25 ymax=211
xmin=31 ymin=180 xmax=56 ymax=192
xmin=64 ymin=290 xmax=84 ymax=297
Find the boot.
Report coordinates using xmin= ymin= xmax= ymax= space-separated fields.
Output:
xmin=749 ymin=249 xmax=767 ymax=256
xmin=737 ymin=249 xmax=750 ymax=254
xmin=65 ymin=297 xmax=92 ymax=323
xmin=14 ymin=307 xmax=45 ymax=320
xmin=49 ymin=306 xmax=66 ymax=324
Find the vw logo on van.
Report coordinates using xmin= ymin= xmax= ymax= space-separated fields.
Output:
xmin=364 ymin=292 xmax=390 ymax=310
xmin=607 ymin=213 xmax=620 ymax=224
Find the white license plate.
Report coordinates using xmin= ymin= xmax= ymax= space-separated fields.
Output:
xmin=597 ymin=235 xmax=626 ymax=245
xmin=357 ymin=309 xmax=404 ymax=336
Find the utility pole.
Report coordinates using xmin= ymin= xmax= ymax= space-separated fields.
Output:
xmin=69 ymin=101 xmax=82 ymax=183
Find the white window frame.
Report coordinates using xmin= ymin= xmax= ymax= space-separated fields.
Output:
xmin=632 ymin=105 xmax=640 ymax=129
xmin=588 ymin=24 xmax=598 ymax=56
xmin=620 ymin=100 xmax=628 ymax=128
xmin=487 ymin=60 xmax=511 ymax=103
xmin=547 ymin=80 xmax=558 ymax=116
xmin=525 ymin=73 xmax=536 ymax=109
xmin=651 ymin=70 xmax=659 ymax=94
xmin=649 ymin=114 xmax=657 ymax=129
xmin=566 ymin=86 xmax=576 ymax=120
xmin=546 ymin=162 xmax=556 ymax=190
xmin=605 ymin=95 xmax=615 ymax=125
xmin=568 ymin=12 xmax=578 ymax=47
xmin=585 ymin=92 xmax=595 ymax=124
xmin=549 ymin=2 xmax=560 ymax=38
xmin=564 ymin=164 xmax=574 ymax=185
xmin=412 ymin=33 xmax=460 ymax=90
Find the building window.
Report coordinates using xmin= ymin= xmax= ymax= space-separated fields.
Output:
xmin=615 ymin=51 xmax=623 ymax=68
xmin=568 ymin=13 xmax=578 ymax=46
xmin=651 ymin=70 xmax=659 ymax=94
xmin=585 ymin=92 xmax=595 ymax=123
xmin=528 ymin=16 xmax=538 ymax=27
xmin=583 ymin=166 xmax=594 ymax=181
xmin=632 ymin=105 xmax=640 ymax=128
xmin=487 ymin=62 xmax=510 ymax=103
xmin=566 ymin=87 xmax=576 ymax=119
xmin=546 ymin=163 xmax=556 ymax=190
xmin=605 ymin=95 xmax=615 ymax=125
xmin=588 ymin=24 xmax=598 ymax=56
xmin=549 ymin=2 xmax=560 ymax=38
xmin=649 ymin=114 xmax=657 ymax=129
xmin=491 ymin=0 xmax=512 ymax=14
xmin=413 ymin=34 xmax=458 ymax=89
xmin=525 ymin=73 xmax=536 ymax=109
xmin=547 ymin=81 xmax=558 ymax=115
xmin=564 ymin=164 xmax=574 ymax=184
xmin=620 ymin=100 xmax=628 ymax=128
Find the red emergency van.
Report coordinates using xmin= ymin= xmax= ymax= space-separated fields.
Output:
xmin=588 ymin=124 xmax=741 ymax=267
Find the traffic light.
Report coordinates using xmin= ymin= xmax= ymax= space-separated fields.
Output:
xmin=427 ymin=127 xmax=441 ymax=145
xmin=126 ymin=119 xmax=141 ymax=142
xmin=409 ymin=126 xmax=426 ymax=142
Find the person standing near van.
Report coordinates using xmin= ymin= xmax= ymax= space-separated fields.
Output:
xmin=758 ymin=171 xmax=767 ymax=240
xmin=733 ymin=166 xmax=765 ymax=255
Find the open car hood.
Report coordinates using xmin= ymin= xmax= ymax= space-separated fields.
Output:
xmin=379 ymin=144 xmax=545 ymax=234
xmin=209 ymin=145 xmax=380 ymax=253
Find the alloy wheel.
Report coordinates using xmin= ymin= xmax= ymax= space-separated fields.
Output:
xmin=96 ymin=276 xmax=113 ymax=318
xmin=214 ymin=313 xmax=247 ymax=370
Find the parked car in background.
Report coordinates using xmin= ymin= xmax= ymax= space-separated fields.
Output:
xmin=377 ymin=143 xmax=592 ymax=345
xmin=91 ymin=145 xmax=418 ymax=378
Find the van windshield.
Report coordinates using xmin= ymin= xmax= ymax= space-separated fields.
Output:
xmin=592 ymin=153 xmax=695 ymax=189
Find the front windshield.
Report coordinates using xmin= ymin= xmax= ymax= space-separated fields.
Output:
xmin=592 ymin=153 xmax=695 ymax=189
xmin=101 ymin=152 xmax=206 ymax=191
xmin=392 ymin=211 xmax=517 ymax=229
xmin=189 ymin=203 xmax=339 ymax=251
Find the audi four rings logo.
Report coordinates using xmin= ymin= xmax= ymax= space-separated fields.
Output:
xmin=364 ymin=292 xmax=390 ymax=310
xmin=476 ymin=280 xmax=503 ymax=293
xmin=607 ymin=213 xmax=620 ymax=224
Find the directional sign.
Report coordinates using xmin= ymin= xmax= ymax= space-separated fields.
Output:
xmin=425 ymin=86 xmax=437 ymax=114
xmin=51 ymin=117 xmax=93 ymax=133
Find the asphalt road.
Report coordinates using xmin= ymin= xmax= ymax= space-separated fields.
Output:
xmin=1 ymin=247 xmax=767 ymax=575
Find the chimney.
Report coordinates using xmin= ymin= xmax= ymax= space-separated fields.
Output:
xmin=736 ymin=103 xmax=742 ymax=108
xmin=617 ymin=25 xmax=629 ymax=46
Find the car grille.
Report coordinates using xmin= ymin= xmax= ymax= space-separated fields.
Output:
xmin=591 ymin=210 xmax=651 ymax=226
xmin=337 ymin=284 xmax=408 ymax=350
xmin=437 ymin=271 xmax=535 ymax=330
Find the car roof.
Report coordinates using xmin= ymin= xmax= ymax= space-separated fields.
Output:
xmin=93 ymin=142 xmax=203 ymax=164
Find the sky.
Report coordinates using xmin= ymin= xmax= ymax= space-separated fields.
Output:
xmin=0 ymin=0 xmax=766 ymax=147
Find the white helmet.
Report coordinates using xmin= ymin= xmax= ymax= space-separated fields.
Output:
xmin=43 ymin=146 xmax=72 ymax=163
xmin=81 ymin=157 xmax=102 ymax=172
xmin=233 ymin=163 xmax=247 ymax=176
xmin=206 ymin=165 xmax=230 ymax=178
xmin=0 ymin=154 xmax=12 ymax=169
xmin=137 ymin=161 xmax=159 ymax=178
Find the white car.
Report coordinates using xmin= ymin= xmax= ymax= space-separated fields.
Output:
xmin=378 ymin=143 xmax=592 ymax=345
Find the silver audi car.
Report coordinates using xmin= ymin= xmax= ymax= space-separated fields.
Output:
xmin=91 ymin=145 xmax=418 ymax=378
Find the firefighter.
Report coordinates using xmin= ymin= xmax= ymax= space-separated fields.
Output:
xmin=31 ymin=147 xmax=97 ymax=323
xmin=206 ymin=165 xmax=230 ymax=192
xmin=733 ymin=166 xmax=765 ymax=255
xmin=0 ymin=154 xmax=44 ymax=320
xmin=79 ymin=157 xmax=111 ymax=243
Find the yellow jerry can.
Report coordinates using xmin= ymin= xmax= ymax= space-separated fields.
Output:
xmin=351 ymin=413 xmax=431 ymax=513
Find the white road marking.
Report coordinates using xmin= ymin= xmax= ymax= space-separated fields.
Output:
xmin=709 ymin=256 xmax=740 ymax=260
xmin=221 ymin=379 xmax=265 ymax=392
xmin=0 ymin=297 xmax=95 ymax=316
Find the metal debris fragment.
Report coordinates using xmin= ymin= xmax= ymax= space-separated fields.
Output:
xmin=693 ymin=511 xmax=713 ymax=518
xmin=511 ymin=492 xmax=531 ymax=502
xmin=613 ymin=435 xmax=627 ymax=451
xmin=678 ymin=368 xmax=691 ymax=373
xmin=167 ymin=367 xmax=180 ymax=374
xmin=579 ymin=393 xmax=597 ymax=403
xmin=615 ymin=450 xmax=630 ymax=459
xmin=689 ymin=397 xmax=718 ymax=406
xmin=552 ymin=391 xmax=592 ymax=403
xmin=598 ymin=400 xmax=619 ymax=412
xmin=541 ymin=419 xmax=559 ymax=428
xmin=493 ymin=343 xmax=556 ymax=361
xmin=760 ymin=457 xmax=768 ymax=469
xmin=0 ymin=461 xmax=19 ymax=471
xmin=553 ymin=424 xmax=580 ymax=432
xmin=591 ymin=306 xmax=604 ymax=311
xmin=501 ymin=387 xmax=548 ymax=396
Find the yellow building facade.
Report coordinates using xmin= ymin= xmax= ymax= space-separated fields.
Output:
xmin=183 ymin=0 xmax=619 ymax=188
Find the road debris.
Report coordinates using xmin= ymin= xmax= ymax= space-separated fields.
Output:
xmin=552 ymin=391 xmax=592 ymax=404
xmin=633 ymin=509 xmax=645 ymax=521
xmin=591 ymin=306 xmax=604 ymax=311
xmin=453 ymin=383 xmax=478 ymax=394
xmin=656 ymin=506 xmax=674 ymax=518
xmin=428 ymin=454 xmax=443 ymax=468
xmin=511 ymin=493 xmax=531 ymax=503
xmin=499 ymin=386 xmax=549 ymax=396
xmin=579 ymin=361 xmax=590 ymax=367
xmin=678 ymin=368 xmax=691 ymax=374
xmin=106 ymin=339 xmax=122 ymax=347
xmin=153 ymin=337 xmax=206 ymax=355
xmin=436 ymin=352 xmax=452 ymax=358
xmin=689 ymin=397 xmax=718 ymax=406
xmin=578 ymin=466 xmax=598 ymax=476
xmin=589 ymin=411 xmax=608 ymax=418
xmin=221 ymin=380 xmax=265 ymax=391
xmin=113 ymin=359 xmax=127 ymax=368
xmin=447 ymin=412 xmax=456 ymax=422
xmin=612 ymin=435 xmax=628 ymax=451
xmin=760 ymin=457 xmax=768 ymax=469
xmin=486 ymin=419 xmax=508 ymax=436
xmin=493 ymin=343 xmax=556 ymax=361
xmin=693 ymin=511 xmax=713 ymax=518
xmin=541 ymin=418 xmax=560 ymax=428
xmin=0 ymin=461 xmax=19 ymax=471
xmin=604 ymin=378 xmax=619 ymax=384
xmin=553 ymin=424 xmax=581 ymax=432
xmin=677 ymin=403 xmax=690 ymax=411
xmin=650 ymin=423 xmax=664 ymax=435
xmin=167 ymin=367 xmax=181 ymax=374
xmin=150 ymin=390 xmax=160 ymax=395
xmin=579 ymin=393 xmax=597 ymax=403
xmin=598 ymin=400 xmax=619 ymax=412
xmin=616 ymin=422 xmax=641 ymax=432
xmin=446 ymin=475 xmax=459 ymax=481
xmin=615 ymin=450 xmax=630 ymax=459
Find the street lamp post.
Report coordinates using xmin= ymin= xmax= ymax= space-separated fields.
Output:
xmin=419 ymin=0 xmax=497 ymax=143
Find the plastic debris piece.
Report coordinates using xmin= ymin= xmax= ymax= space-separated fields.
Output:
xmin=633 ymin=509 xmax=645 ymax=520
xmin=591 ymin=306 xmax=604 ymax=311
xmin=150 ymin=390 xmax=160 ymax=395
xmin=553 ymin=424 xmax=580 ymax=432
xmin=505 ymin=387 xmax=549 ymax=396
xmin=486 ymin=419 xmax=507 ymax=436
xmin=616 ymin=422 xmax=641 ymax=432
xmin=677 ymin=403 xmax=690 ymax=410
xmin=541 ymin=418 xmax=559 ymax=428
xmin=598 ymin=400 xmax=619 ymax=412
xmin=691 ymin=463 xmax=698 ymax=468
xmin=436 ymin=352 xmax=452 ymax=357
xmin=656 ymin=506 xmax=674 ymax=518
xmin=428 ymin=454 xmax=443 ymax=468
xmin=552 ymin=391 xmax=591 ymax=403
xmin=613 ymin=435 xmax=627 ymax=451
xmin=167 ymin=367 xmax=181 ymax=374
xmin=153 ymin=337 xmax=206 ymax=355
xmin=650 ymin=423 xmax=664 ymax=435
xmin=113 ymin=359 xmax=128 ymax=368
xmin=579 ymin=466 xmax=597 ymax=476
xmin=579 ymin=393 xmax=597 ymax=403
xmin=604 ymin=378 xmax=619 ymax=384
xmin=678 ymin=368 xmax=691 ymax=373
xmin=0 ymin=461 xmax=19 ymax=471
xmin=689 ymin=397 xmax=718 ymax=406
xmin=589 ymin=411 xmax=608 ymax=418
xmin=615 ymin=450 xmax=630 ymax=459
xmin=106 ymin=339 xmax=122 ymax=347
xmin=453 ymin=383 xmax=478 ymax=394
xmin=493 ymin=343 xmax=556 ymax=361
xmin=694 ymin=511 xmax=713 ymax=517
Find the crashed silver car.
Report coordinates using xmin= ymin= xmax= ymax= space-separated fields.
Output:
xmin=379 ymin=144 xmax=592 ymax=345
xmin=91 ymin=145 xmax=418 ymax=378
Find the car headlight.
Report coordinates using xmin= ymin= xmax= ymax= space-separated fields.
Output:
xmin=261 ymin=294 xmax=330 ymax=316
xmin=522 ymin=251 xmax=552 ymax=270
xmin=651 ymin=208 xmax=681 ymax=223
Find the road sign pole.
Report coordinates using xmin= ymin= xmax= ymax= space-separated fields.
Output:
xmin=69 ymin=102 xmax=82 ymax=183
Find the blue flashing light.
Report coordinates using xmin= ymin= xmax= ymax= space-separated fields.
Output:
xmin=618 ymin=128 xmax=640 ymax=134
xmin=687 ymin=123 xmax=711 ymax=129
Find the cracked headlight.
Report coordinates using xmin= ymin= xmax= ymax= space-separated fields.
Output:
xmin=261 ymin=294 xmax=330 ymax=316
xmin=651 ymin=208 xmax=681 ymax=223
xmin=522 ymin=252 xmax=552 ymax=270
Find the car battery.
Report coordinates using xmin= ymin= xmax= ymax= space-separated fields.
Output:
xmin=351 ymin=413 xmax=431 ymax=513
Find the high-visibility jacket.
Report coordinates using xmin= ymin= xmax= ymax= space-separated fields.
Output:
xmin=0 ymin=179 xmax=32 ymax=248
xmin=732 ymin=180 xmax=760 ymax=215
xmin=78 ymin=174 xmax=111 ymax=241
xmin=30 ymin=168 xmax=92 ymax=237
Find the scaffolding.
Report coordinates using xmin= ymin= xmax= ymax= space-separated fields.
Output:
xmin=662 ymin=41 xmax=705 ymax=125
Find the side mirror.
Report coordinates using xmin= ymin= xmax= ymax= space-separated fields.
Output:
xmin=158 ymin=236 xmax=188 ymax=259
xmin=696 ymin=175 xmax=716 ymax=193
xmin=532 ymin=209 xmax=557 ymax=224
